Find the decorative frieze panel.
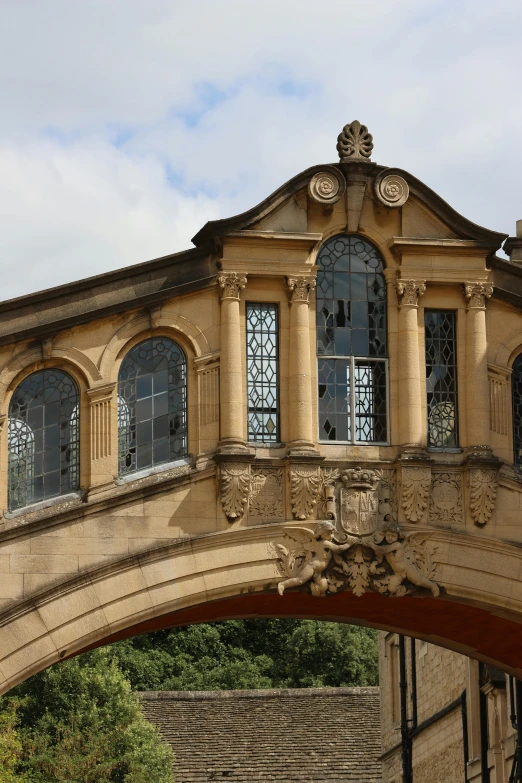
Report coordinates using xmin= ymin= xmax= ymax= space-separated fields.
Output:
xmin=272 ymin=522 xmax=439 ymax=598
xmin=468 ymin=468 xmax=498 ymax=527
xmin=429 ymin=472 xmax=463 ymax=525
xmin=248 ymin=468 xmax=284 ymax=520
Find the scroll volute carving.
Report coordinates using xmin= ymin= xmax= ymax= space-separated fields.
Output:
xmin=289 ymin=464 xmax=322 ymax=520
xmin=220 ymin=462 xmax=251 ymax=522
xmin=401 ymin=466 xmax=431 ymax=523
xmin=468 ymin=467 xmax=498 ymax=526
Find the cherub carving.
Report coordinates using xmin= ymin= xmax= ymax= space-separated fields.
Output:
xmin=275 ymin=522 xmax=357 ymax=597
xmin=368 ymin=529 xmax=439 ymax=597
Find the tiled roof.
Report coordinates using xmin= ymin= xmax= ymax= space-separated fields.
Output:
xmin=141 ymin=687 xmax=381 ymax=783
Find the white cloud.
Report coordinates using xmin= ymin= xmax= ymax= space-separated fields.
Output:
xmin=0 ymin=0 xmax=521 ymax=297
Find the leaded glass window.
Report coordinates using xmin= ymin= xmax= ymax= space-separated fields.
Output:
xmin=247 ymin=303 xmax=279 ymax=442
xmin=425 ymin=311 xmax=459 ymax=448
xmin=118 ymin=337 xmax=187 ymax=475
xmin=316 ymin=235 xmax=388 ymax=443
xmin=512 ymin=354 xmax=522 ymax=467
xmin=8 ymin=369 xmax=79 ymax=511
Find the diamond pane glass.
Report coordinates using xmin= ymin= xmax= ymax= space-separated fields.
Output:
xmin=512 ymin=354 xmax=522 ymax=467
xmin=118 ymin=337 xmax=187 ymax=475
xmin=247 ymin=303 xmax=279 ymax=442
xmin=316 ymin=235 xmax=388 ymax=443
xmin=425 ymin=311 xmax=459 ymax=448
xmin=8 ymin=370 xmax=79 ymax=511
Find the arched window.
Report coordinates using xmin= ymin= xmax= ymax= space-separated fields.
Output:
xmin=316 ymin=235 xmax=388 ymax=443
xmin=8 ymin=369 xmax=79 ymax=511
xmin=512 ymin=353 xmax=522 ymax=467
xmin=118 ymin=337 xmax=187 ymax=476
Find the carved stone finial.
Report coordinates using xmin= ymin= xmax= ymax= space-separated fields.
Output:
xmin=463 ymin=282 xmax=493 ymax=309
xmin=218 ymin=273 xmax=247 ymax=301
xmin=395 ymin=279 xmax=427 ymax=307
xmin=337 ymin=121 xmax=373 ymax=162
xmin=286 ymin=276 xmax=316 ymax=303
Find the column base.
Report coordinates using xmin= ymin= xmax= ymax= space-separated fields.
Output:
xmin=286 ymin=440 xmax=321 ymax=458
xmin=217 ymin=438 xmax=252 ymax=456
xmin=399 ymin=445 xmax=430 ymax=461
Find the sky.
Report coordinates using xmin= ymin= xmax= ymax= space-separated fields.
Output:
xmin=0 ymin=0 xmax=521 ymax=300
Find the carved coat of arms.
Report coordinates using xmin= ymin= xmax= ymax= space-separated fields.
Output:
xmin=340 ymin=468 xmax=380 ymax=536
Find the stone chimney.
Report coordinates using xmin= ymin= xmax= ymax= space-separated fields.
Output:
xmin=504 ymin=220 xmax=522 ymax=266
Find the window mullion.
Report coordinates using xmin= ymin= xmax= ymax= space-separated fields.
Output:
xmin=350 ymin=356 xmax=356 ymax=444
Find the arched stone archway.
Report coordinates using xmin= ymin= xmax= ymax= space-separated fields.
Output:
xmin=2 ymin=523 xmax=522 ymax=694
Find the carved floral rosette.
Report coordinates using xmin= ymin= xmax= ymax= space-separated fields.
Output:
xmin=375 ymin=172 xmax=409 ymax=208
xmin=308 ymin=168 xmax=346 ymax=205
xmin=220 ymin=462 xmax=251 ymax=522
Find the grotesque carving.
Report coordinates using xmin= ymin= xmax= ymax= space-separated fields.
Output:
xmin=248 ymin=468 xmax=284 ymax=519
xmin=395 ymin=279 xmax=427 ymax=307
xmin=308 ymin=169 xmax=345 ymax=205
xmin=218 ymin=273 xmax=247 ymax=300
xmin=375 ymin=173 xmax=409 ymax=208
xmin=463 ymin=282 xmax=494 ymax=309
xmin=289 ymin=464 xmax=322 ymax=520
xmin=429 ymin=472 xmax=463 ymax=525
xmin=401 ymin=467 xmax=431 ymax=523
xmin=286 ymin=276 xmax=316 ymax=303
xmin=273 ymin=523 xmax=439 ymax=598
xmin=336 ymin=121 xmax=373 ymax=161
xmin=220 ymin=462 xmax=251 ymax=521
xmin=469 ymin=468 xmax=498 ymax=526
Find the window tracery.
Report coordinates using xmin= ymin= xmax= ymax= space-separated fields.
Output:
xmin=316 ymin=234 xmax=388 ymax=443
xmin=117 ymin=337 xmax=187 ymax=475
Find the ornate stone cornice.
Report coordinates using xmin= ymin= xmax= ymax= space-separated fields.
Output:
xmin=286 ymin=276 xmax=316 ymax=304
xmin=463 ymin=282 xmax=493 ymax=309
xmin=394 ymin=279 xmax=426 ymax=307
xmin=218 ymin=273 xmax=247 ymax=301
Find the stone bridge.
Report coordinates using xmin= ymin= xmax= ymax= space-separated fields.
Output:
xmin=1 ymin=120 xmax=522 ymax=693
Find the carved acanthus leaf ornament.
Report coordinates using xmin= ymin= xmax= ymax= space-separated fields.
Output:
xmin=469 ymin=468 xmax=498 ymax=526
xmin=289 ymin=465 xmax=321 ymax=520
xmin=395 ymin=279 xmax=426 ymax=307
xmin=273 ymin=522 xmax=439 ymax=598
xmin=220 ymin=463 xmax=250 ymax=521
xmin=336 ymin=121 xmax=373 ymax=161
xmin=463 ymin=282 xmax=493 ymax=309
xmin=218 ymin=273 xmax=247 ymax=300
xmin=286 ymin=276 xmax=316 ymax=303
xmin=401 ymin=467 xmax=431 ymax=523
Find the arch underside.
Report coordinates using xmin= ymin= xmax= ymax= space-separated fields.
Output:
xmin=1 ymin=524 xmax=522 ymax=693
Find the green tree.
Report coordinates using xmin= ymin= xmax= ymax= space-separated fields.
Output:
xmin=4 ymin=648 xmax=174 ymax=783
xmin=0 ymin=703 xmax=29 ymax=783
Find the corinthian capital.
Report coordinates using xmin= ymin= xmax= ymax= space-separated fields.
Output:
xmin=286 ymin=276 xmax=316 ymax=303
xmin=394 ymin=279 xmax=426 ymax=307
xmin=463 ymin=282 xmax=493 ymax=309
xmin=218 ymin=273 xmax=247 ymax=301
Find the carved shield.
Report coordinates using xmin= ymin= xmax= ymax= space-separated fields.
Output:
xmin=340 ymin=488 xmax=379 ymax=536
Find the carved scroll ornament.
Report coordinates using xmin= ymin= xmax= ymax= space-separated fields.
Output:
xmin=308 ymin=169 xmax=345 ymax=205
xmin=289 ymin=464 xmax=321 ymax=520
xmin=463 ymin=282 xmax=493 ymax=309
xmin=401 ymin=467 xmax=431 ymax=523
xmin=395 ymin=279 xmax=426 ymax=307
xmin=469 ymin=468 xmax=498 ymax=526
xmin=220 ymin=462 xmax=250 ymax=521
xmin=218 ymin=273 xmax=247 ymax=301
xmin=273 ymin=523 xmax=439 ymax=598
xmin=375 ymin=173 xmax=409 ymax=208
xmin=336 ymin=121 xmax=373 ymax=161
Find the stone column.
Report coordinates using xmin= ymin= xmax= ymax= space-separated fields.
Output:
xmin=463 ymin=282 xmax=493 ymax=450
xmin=394 ymin=279 xmax=426 ymax=448
xmin=87 ymin=382 xmax=117 ymax=496
xmin=286 ymin=276 xmax=318 ymax=456
xmin=218 ymin=273 xmax=247 ymax=453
